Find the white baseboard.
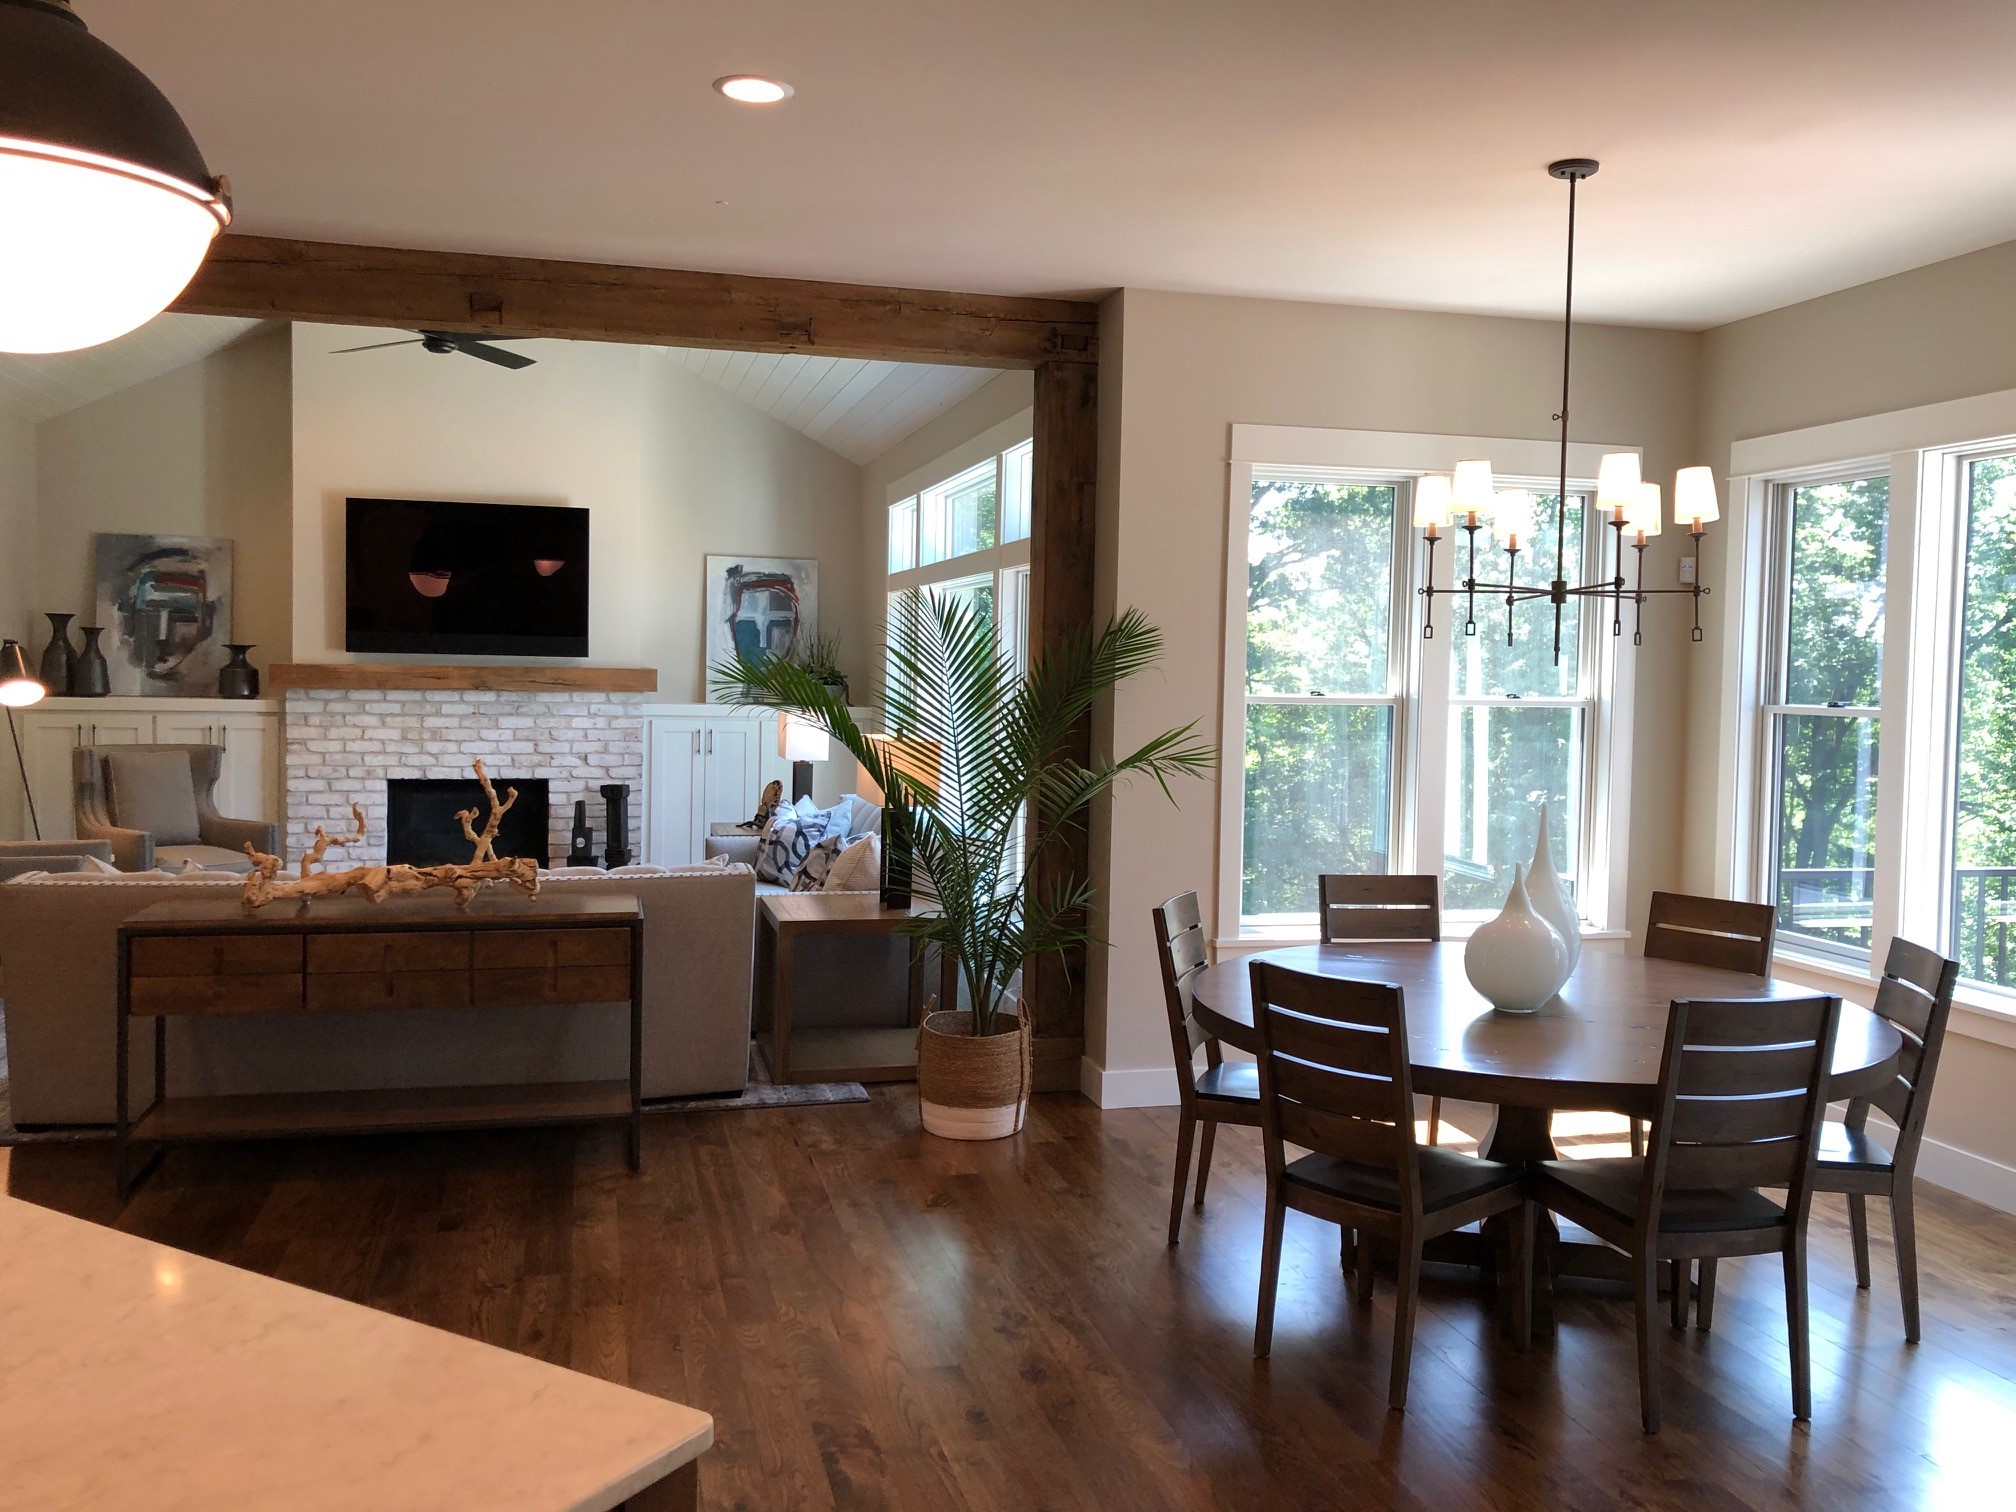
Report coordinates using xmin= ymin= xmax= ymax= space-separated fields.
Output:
xmin=1078 ymin=1059 xmax=1181 ymax=1109
xmin=1914 ymin=1136 xmax=2016 ymax=1215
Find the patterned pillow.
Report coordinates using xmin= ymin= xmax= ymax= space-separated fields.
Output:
xmin=790 ymin=833 xmax=849 ymax=892
xmin=820 ymin=834 xmax=880 ymax=893
xmin=757 ymin=803 xmax=851 ymax=885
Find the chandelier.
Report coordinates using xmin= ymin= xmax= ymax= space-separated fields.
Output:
xmin=1417 ymin=159 xmax=1714 ymax=661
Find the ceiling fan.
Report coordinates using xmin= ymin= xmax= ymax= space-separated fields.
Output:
xmin=329 ymin=329 xmax=535 ymax=370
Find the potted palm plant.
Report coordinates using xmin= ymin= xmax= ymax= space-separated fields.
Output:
xmin=715 ymin=588 xmax=1211 ymax=1139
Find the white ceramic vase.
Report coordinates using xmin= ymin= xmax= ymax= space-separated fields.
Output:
xmin=1525 ymin=802 xmax=1582 ymax=974
xmin=1463 ymin=863 xmax=1571 ymax=1014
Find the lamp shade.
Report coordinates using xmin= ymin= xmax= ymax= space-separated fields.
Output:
xmin=1451 ymin=459 xmax=1495 ymax=518
xmin=1493 ymin=488 xmax=1537 ymax=547
xmin=0 ymin=639 xmax=46 ymax=707
xmin=1412 ymin=473 xmax=1454 ymax=529
xmin=1674 ymin=465 xmax=1720 ymax=527
xmin=779 ymin=711 xmax=830 ymax=765
xmin=0 ymin=0 xmax=232 ymax=354
xmin=1625 ymin=482 xmax=1663 ymax=538
xmin=1595 ymin=452 xmax=1642 ymax=516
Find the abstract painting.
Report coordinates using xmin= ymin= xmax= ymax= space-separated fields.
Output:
xmin=704 ymin=555 xmax=818 ymax=679
xmin=91 ymin=532 xmax=234 ymax=696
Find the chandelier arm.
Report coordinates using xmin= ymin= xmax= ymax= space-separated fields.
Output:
xmin=1464 ymin=525 xmax=1479 ymax=637
xmin=1633 ymin=540 xmax=1647 ymax=647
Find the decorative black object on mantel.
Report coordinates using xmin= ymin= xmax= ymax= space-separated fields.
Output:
xmin=71 ymin=626 xmax=110 ymax=697
xmin=217 ymin=643 xmax=259 ymax=698
xmin=39 ymin=613 xmax=75 ymax=693
xmin=600 ymin=782 xmax=632 ymax=868
xmin=567 ymin=800 xmax=595 ymax=867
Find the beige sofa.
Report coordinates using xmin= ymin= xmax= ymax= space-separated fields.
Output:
xmin=0 ymin=865 xmax=756 ymax=1127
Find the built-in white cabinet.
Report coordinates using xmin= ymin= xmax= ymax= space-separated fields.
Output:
xmin=8 ymin=698 xmax=281 ymax=841
xmin=641 ymin=707 xmax=863 ymax=865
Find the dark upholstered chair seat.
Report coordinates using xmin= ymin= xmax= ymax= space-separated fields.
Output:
xmin=1286 ymin=1146 xmax=1521 ymax=1215
xmin=1540 ymin=1156 xmax=1786 ymax=1234
xmin=1194 ymin=1062 xmax=1260 ymax=1103
xmin=1817 ymin=1121 xmax=1894 ymax=1173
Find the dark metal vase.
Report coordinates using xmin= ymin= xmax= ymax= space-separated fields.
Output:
xmin=217 ymin=643 xmax=259 ymax=699
xmin=72 ymin=626 xmax=110 ymax=698
xmin=600 ymin=782 xmax=632 ymax=868
xmin=567 ymin=799 xmax=596 ymax=867
xmin=38 ymin=613 xmax=75 ymax=694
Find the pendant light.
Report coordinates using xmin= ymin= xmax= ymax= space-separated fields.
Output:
xmin=0 ymin=0 xmax=232 ymax=354
xmin=1417 ymin=160 xmax=1713 ymax=655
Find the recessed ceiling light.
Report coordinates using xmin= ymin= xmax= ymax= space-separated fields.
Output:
xmin=713 ymin=75 xmax=793 ymax=105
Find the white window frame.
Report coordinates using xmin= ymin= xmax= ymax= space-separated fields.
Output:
xmin=1218 ymin=424 xmax=1640 ymax=948
xmin=1717 ymin=384 xmax=2016 ymax=1025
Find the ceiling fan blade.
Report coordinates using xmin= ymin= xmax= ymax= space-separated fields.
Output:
xmin=457 ymin=340 xmax=536 ymax=370
xmin=329 ymin=337 xmax=425 ymax=354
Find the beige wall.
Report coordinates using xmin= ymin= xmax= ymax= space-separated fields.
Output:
xmin=34 ymin=325 xmax=293 ymax=671
xmin=1687 ymin=239 xmax=2016 ymax=1193
xmin=291 ymin=327 xmax=863 ymax=700
xmin=0 ymin=414 xmax=37 ymax=838
xmin=1093 ymin=287 xmax=1703 ymax=1091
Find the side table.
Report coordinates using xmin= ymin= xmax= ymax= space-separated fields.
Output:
xmin=756 ymin=893 xmax=955 ymax=1084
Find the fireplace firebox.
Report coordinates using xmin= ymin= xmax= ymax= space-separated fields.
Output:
xmin=386 ymin=777 xmax=550 ymax=868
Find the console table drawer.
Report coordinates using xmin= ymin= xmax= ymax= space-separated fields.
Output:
xmin=130 ymin=935 xmax=303 ymax=978
xmin=306 ymin=969 xmax=473 ymax=1013
xmin=472 ymin=929 xmax=632 ymax=971
xmin=307 ymin=933 xmax=472 ymax=974
xmin=472 ymin=964 xmax=631 ymax=1007
xmin=130 ymin=973 xmax=304 ymax=1016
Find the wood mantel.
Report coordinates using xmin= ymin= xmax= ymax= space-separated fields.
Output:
xmin=270 ymin=663 xmax=658 ymax=694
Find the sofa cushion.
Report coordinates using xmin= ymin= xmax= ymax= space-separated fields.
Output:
xmin=837 ymin=793 xmax=884 ymax=841
xmin=105 ymin=750 xmax=201 ymax=845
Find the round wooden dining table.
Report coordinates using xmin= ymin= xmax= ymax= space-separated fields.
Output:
xmin=1191 ymin=941 xmax=1902 ymax=1166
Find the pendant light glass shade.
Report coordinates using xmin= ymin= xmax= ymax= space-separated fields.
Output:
xmin=1594 ymin=452 xmax=1642 ymax=517
xmin=1625 ymin=481 xmax=1663 ymax=538
xmin=0 ymin=1 xmax=231 ymax=355
xmin=1411 ymin=472 xmax=1454 ymax=528
xmin=1451 ymin=459 xmax=1496 ymax=518
xmin=1674 ymin=465 xmax=1720 ymax=527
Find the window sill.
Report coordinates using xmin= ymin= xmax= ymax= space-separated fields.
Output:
xmin=1215 ymin=923 xmax=1631 ymax=956
xmin=1770 ymin=947 xmax=2016 ymax=1049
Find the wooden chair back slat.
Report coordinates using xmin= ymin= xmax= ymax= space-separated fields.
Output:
xmin=1318 ymin=874 xmax=1441 ymax=943
xmin=1861 ymin=938 xmax=1960 ymax=1158
xmin=1152 ymin=893 xmax=1212 ymax=1099
xmin=1642 ymin=994 xmax=1839 ymax=1231
xmin=1250 ymin=961 xmax=1417 ymax=1206
xmin=1643 ymin=891 xmax=1777 ymax=976
xmin=1872 ymin=973 xmax=1936 ymax=1042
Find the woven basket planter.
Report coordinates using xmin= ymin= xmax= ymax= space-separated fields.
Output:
xmin=917 ymin=1008 xmax=1031 ymax=1140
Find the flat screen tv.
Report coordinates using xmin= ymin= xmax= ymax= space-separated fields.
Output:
xmin=344 ymin=498 xmax=590 ymax=658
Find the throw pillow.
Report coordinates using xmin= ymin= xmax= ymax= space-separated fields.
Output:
xmin=820 ymin=834 xmax=880 ymax=893
xmin=791 ymin=833 xmax=848 ymax=892
xmin=104 ymin=750 xmax=201 ymax=846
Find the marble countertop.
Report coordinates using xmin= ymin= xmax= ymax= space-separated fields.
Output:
xmin=0 ymin=1196 xmax=711 ymax=1512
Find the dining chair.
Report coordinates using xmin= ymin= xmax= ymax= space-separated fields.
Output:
xmin=1697 ymin=937 xmax=1958 ymax=1343
xmin=1249 ymin=959 xmax=1532 ymax=1410
xmin=1535 ymin=992 xmax=1842 ymax=1433
xmin=1622 ymin=891 xmax=1780 ymax=1155
xmin=1317 ymin=874 xmax=1446 ymax=1145
xmin=1154 ymin=891 xmax=1261 ymax=1245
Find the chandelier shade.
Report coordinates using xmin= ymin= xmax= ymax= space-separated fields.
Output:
xmin=1674 ymin=465 xmax=1721 ymax=528
xmin=1412 ymin=473 xmax=1455 ymax=531
xmin=1595 ymin=452 xmax=1643 ymax=518
xmin=0 ymin=0 xmax=231 ymax=354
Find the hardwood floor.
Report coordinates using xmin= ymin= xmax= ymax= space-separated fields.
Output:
xmin=6 ymin=1089 xmax=2012 ymax=1510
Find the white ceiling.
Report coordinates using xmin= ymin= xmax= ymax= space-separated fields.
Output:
xmin=0 ymin=314 xmax=261 ymax=425
xmin=71 ymin=1 xmax=2016 ymax=329
xmin=659 ymin=349 xmax=992 ymax=464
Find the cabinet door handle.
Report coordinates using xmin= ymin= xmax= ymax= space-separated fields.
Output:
xmin=692 ymin=730 xmax=700 ymax=755
xmin=707 ymin=730 xmax=713 ymax=755
xmin=220 ymin=725 xmax=229 ymax=751
xmin=89 ymin=723 xmax=96 ymax=743
xmin=74 ymin=723 xmax=82 ymax=745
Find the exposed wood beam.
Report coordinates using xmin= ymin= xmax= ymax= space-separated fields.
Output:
xmin=174 ymin=235 xmax=1099 ymax=369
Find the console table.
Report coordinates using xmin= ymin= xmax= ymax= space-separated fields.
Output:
xmin=116 ymin=892 xmax=644 ymax=1195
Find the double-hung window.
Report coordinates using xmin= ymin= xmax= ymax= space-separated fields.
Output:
xmin=1947 ymin=449 xmax=2016 ymax=988
xmin=885 ymin=433 xmax=1032 ymax=671
xmin=1221 ymin=426 xmax=1634 ymax=942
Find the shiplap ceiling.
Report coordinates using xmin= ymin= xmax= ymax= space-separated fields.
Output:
xmin=0 ymin=315 xmax=263 ymax=426
xmin=658 ymin=348 xmax=993 ymax=464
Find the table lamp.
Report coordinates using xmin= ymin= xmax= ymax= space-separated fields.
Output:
xmin=779 ymin=712 xmax=829 ymax=803
xmin=0 ymin=638 xmax=48 ymax=838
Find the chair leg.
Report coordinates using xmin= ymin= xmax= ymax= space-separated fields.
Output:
xmin=1167 ymin=1111 xmax=1197 ymax=1246
xmin=1512 ymin=1201 xmax=1534 ymax=1351
xmin=1355 ymin=1226 xmax=1376 ymax=1304
xmin=1669 ymin=1257 xmax=1691 ymax=1331
xmin=1635 ymin=1251 xmax=1662 ymax=1434
xmin=1629 ymin=1118 xmax=1645 ymax=1158
xmin=1426 ymin=1095 xmax=1442 ymax=1147
xmin=1340 ymin=1227 xmax=1356 ymax=1271
xmin=1892 ymin=1186 xmax=1921 ymax=1344
xmin=1193 ymin=1119 xmax=1218 ymax=1211
xmin=1696 ymin=1258 xmax=1718 ymax=1331
xmin=1388 ymin=1232 xmax=1425 ymax=1410
xmin=1847 ymin=1193 xmax=1871 ymax=1289
xmin=1784 ymin=1237 xmax=1812 ymax=1421
xmin=1253 ymin=1190 xmax=1287 ymax=1358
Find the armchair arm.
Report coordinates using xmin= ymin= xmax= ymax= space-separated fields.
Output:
xmin=201 ymin=814 xmax=281 ymax=859
xmin=73 ymin=818 xmax=152 ymax=872
xmin=0 ymin=839 xmax=113 ymax=863
xmin=705 ymin=834 xmax=762 ymax=866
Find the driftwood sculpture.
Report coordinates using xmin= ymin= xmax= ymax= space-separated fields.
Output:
xmin=241 ymin=760 xmax=542 ymax=910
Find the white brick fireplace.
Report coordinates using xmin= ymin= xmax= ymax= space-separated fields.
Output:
xmin=282 ymin=687 xmax=645 ymax=866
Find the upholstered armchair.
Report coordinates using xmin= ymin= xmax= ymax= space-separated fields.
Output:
xmin=72 ymin=744 xmax=279 ymax=873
